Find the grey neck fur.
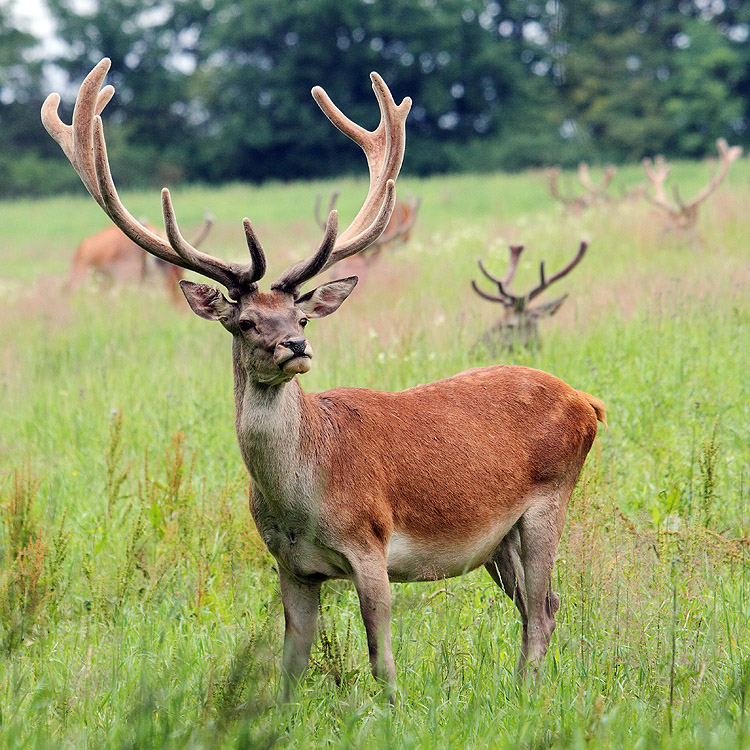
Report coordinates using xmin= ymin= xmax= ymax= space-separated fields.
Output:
xmin=231 ymin=338 xmax=318 ymax=509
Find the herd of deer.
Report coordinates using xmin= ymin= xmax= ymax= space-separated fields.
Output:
xmin=42 ymin=58 xmax=738 ymax=702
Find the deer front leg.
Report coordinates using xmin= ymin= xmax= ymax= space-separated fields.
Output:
xmin=350 ymin=555 xmax=396 ymax=697
xmin=278 ymin=566 xmax=321 ymax=701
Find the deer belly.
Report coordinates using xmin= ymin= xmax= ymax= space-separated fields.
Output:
xmin=386 ymin=528 xmax=505 ymax=582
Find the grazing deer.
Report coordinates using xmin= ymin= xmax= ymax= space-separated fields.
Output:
xmin=547 ymin=163 xmax=616 ymax=213
xmin=641 ymin=138 xmax=743 ymax=239
xmin=66 ymin=216 xmax=213 ymax=305
xmin=43 ymin=59 xmax=606 ymax=700
xmin=471 ymin=242 xmax=588 ymax=352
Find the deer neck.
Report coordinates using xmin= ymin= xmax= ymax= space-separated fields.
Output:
xmin=231 ymin=343 xmax=321 ymax=507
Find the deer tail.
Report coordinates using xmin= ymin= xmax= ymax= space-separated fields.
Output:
xmin=580 ymin=391 xmax=607 ymax=429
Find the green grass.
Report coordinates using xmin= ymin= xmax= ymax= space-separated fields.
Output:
xmin=1 ymin=161 xmax=749 ymax=748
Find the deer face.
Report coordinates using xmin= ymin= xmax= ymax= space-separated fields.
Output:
xmin=179 ymin=277 xmax=357 ymax=386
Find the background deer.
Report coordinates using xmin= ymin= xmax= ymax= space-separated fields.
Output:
xmin=641 ymin=138 xmax=743 ymax=240
xmin=43 ymin=59 xmax=605 ymax=701
xmin=471 ymin=241 xmax=588 ymax=352
xmin=66 ymin=215 xmax=213 ymax=305
xmin=546 ymin=163 xmax=616 ymax=213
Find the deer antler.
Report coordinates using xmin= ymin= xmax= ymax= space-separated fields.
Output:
xmin=679 ymin=138 xmax=743 ymax=210
xmin=42 ymin=58 xmax=266 ymax=300
xmin=314 ymin=191 xmax=340 ymax=231
xmin=547 ymin=164 xmax=615 ymax=212
xmin=641 ymin=154 xmax=673 ymax=213
xmin=273 ymin=74 xmax=411 ymax=294
xmin=642 ymin=139 xmax=743 ymax=228
xmin=577 ymin=162 xmax=616 ymax=200
xmin=43 ymin=60 xmax=409 ymax=301
xmin=472 ymin=242 xmax=588 ymax=311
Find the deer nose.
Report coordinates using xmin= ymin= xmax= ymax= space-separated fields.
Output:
xmin=281 ymin=337 xmax=309 ymax=357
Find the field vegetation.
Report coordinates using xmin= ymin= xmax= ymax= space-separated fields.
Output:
xmin=0 ymin=161 xmax=749 ymax=748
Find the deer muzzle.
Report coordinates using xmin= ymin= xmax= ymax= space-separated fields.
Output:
xmin=274 ymin=338 xmax=314 ymax=375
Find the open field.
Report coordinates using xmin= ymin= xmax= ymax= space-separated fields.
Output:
xmin=1 ymin=161 xmax=749 ymax=748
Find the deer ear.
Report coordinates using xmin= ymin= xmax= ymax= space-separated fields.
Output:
xmin=179 ymin=280 xmax=236 ymax=322
xmin=295 ymin=276 xmax=358 ymax=318
xmin=528 ymin=295 xmax=568 ymax=320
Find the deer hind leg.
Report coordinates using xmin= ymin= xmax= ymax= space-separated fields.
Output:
xmin=515 ymin=487 xmax=569 ymax=679
xmin=349 ymin=553 xmax=396 ymax=699
xmin=485 ymin=524 xmax=528 ymax=663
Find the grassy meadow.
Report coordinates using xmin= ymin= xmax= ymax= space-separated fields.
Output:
xmin=1 ymin=159 xmax=749 ymax=748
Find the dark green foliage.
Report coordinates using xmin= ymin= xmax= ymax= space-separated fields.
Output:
xmin=0 ymin=0 xmax=748 ymax=194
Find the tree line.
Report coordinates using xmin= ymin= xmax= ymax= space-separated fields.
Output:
xmin=1 ymin=0 xmax=749 ymax=197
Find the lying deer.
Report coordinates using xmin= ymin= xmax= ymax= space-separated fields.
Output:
xmin=472 ymin=242 xmax=588 ymax=352
xmin=66 ymin=216 xmax=213 ymax=305
xmin=43 ymin=59 xmax=606 ymax=700
xmin=547 ymin=163 xmax=616 ymax=213
xmin=641 ymin=138 xmax=743 ymax=237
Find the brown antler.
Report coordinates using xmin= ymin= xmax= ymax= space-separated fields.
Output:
xmin=272 ymin=73 xmax=411 ymax=294
xmin=678 ymin=138 xmax=743 ymax=210
xmin=642 ymin=139 xmax=743 ymax=229
xmin=577 ymin=162 xmax=616 ymax=200
xmin=42 ymin=58 xmax=266 ymax=299
xmin=473 ymin=242 xmax=588 ymax=310
xmin=314 ymin=191 xmax=340 ymax=231
xmin=472 ymin=245 xmax=525 ymax=306
xmin=641 ymin=154 xmax=673 ymax=214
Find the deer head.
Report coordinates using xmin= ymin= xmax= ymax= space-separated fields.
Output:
xmin=471 ymin=241 xmax=588 ymax=351
xmin=43 ymin=58 xmax=410 ymax=386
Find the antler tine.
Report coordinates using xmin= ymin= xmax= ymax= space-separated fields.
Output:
xmin=271 ymin=211 xmax=339 ymax=295
xmin=41 ymin=58 xmax=114 ymax=209
xmin=474 ymin=244 xmax=525 ymax=306
xmin=45 ymin=58 xmax=266 ymax=297
xmin=189 ymin=212 xmax=214 ymax=248
xmin=314 ymin=190 xmax=339 ymax=231
xmin=546 ymin=167 xmax=566 ymax=203
xmin=477 ymin=258 xmax=504 ymax=286
xmin=470 ymin=279 xmax=513 ymax=306
xmin=272 ymin=73 xmax=410 ymax=292
xmin=684 ymin=137 xmax=743 ymax=209
xmin=527 ymin=241 xmax=588 ymax=302
xmin=642 ymin=155 xmax=673 ymax=211
xmin=577 ymin=162 xmax=596 ymax=193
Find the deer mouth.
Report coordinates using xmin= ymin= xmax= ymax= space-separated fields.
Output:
xmin=279 ymin=353 xmax=312 ymax=375
xmin=273 ymin=344 xmax=313 ymax=373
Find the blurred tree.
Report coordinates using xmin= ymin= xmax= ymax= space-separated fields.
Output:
xmin=46 ymin=0 xmax=209 ymax=186
xmin=191 ymin=0 xmax=552 ymax=181
xmin=551 ymin=0 xmax=746 ymax=161
xmin=0 ymin=0 xmax=747 ymax=194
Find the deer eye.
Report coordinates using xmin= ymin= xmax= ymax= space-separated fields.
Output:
xmin=299 ymin=317 xmax=308 ymax=328
xmin=239 ymin=319 xmax=257 ymax=333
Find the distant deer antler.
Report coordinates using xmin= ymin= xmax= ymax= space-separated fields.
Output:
xmin=471 ymin=241 xmax=588 ymax=351
xmin=314 ymin=191 xmax=421 ymax=255
xmin=547 ymin=163 xmax=616 ymax=213
xmin=642 ymin=138 xmax=743 ymax=235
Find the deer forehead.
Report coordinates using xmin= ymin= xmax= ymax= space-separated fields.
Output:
xmin=238 ymin=290 xmax=300 ymax=321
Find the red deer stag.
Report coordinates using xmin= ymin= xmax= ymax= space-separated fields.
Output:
xmin=547 ymin=163 xmax=616 ymax=213
xmin=641 ymin=138 xmax=743 ymax=239
xmin=66 ymin=215 xmax=213 ymax=305
xmin=43 ymin=59 xmax=606 ymax=701
xmin=472 ymin=241 xmax=588 ymax=352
